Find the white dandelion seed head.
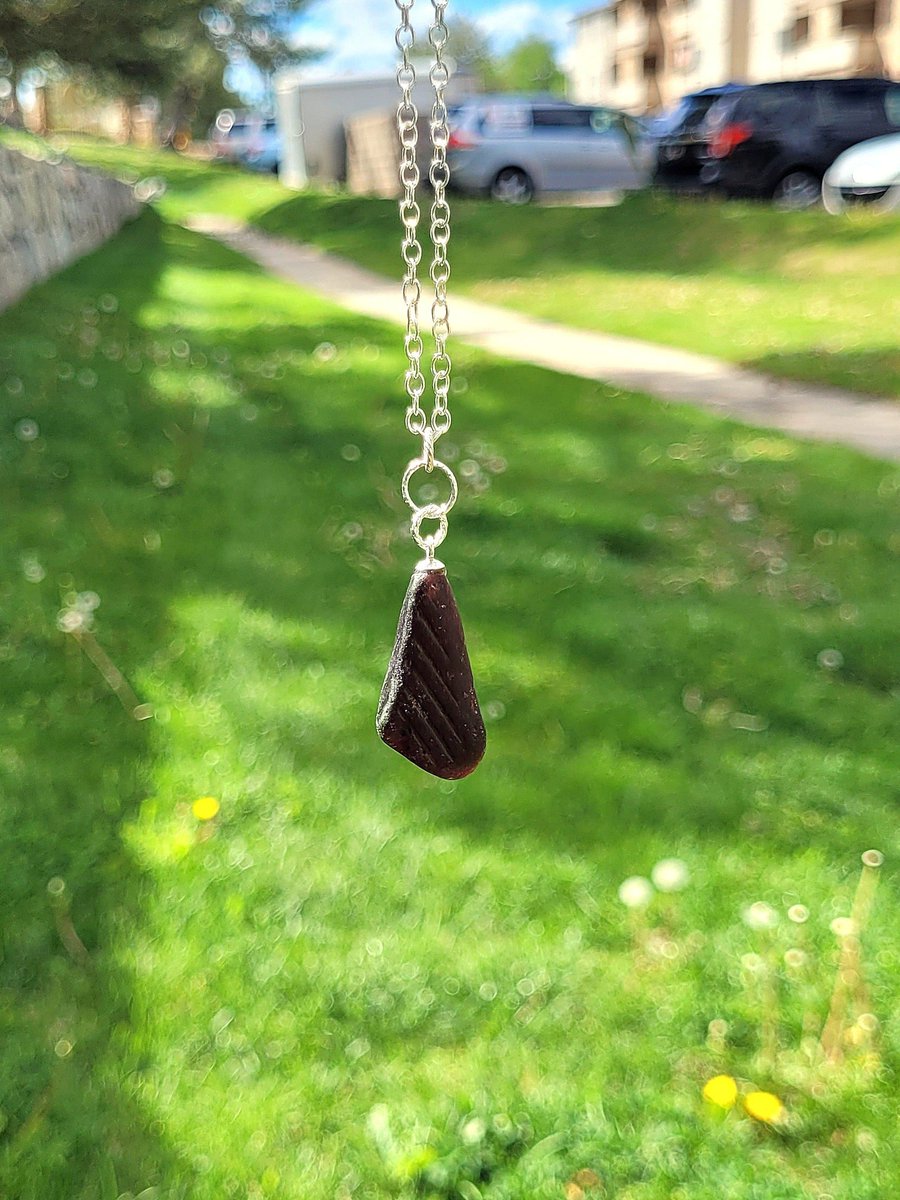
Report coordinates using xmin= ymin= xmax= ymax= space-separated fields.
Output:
xmin=617 ymin=875 xmax=654 ymax=909
xmin=742 ymin=901 xmax=779 ymax=930
xmin=651 ymin=857 xmax=690 ymax=892
xmin=461 ymin=1118 xmax=486 ymax=1145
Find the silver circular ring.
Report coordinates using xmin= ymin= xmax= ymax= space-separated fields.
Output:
xmin=411 ymin=509 xmax=448 ymax=551
xmin=401 ymin=456 xmax=457 ymax=515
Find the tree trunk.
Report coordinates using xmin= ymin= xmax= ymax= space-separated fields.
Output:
xmin=5 ymin=65 xmax=24 ymax=128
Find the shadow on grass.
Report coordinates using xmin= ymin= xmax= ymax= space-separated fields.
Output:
xmin=0 ymin=211 xmax=196 ymax=1197
xmin=746 ymin=346 xmax=900 ymax=399
xmin=1 ymin=209 xmax=898 ymax=1195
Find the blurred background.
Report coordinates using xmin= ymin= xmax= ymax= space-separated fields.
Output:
xmin=2 ymin=0 xmax=900 ymax=208
xmin=1 ymin=2 xmax=899 ymax=1199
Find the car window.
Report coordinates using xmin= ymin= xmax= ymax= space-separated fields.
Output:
xmin=743 ymin=85 xmax=811 ymax=124
xmin=532 ymin=106 xmax=593 ymax=130
xmin=685 ymin=96 xmax=722 ymax=128
xmin=703 ymin=95 xmax=739 ymax=133
xmin=480 ymin=103 xmax=531 ymax=134
xmin=887 ymin=87 xmax=900 ymax=126
xmin=816 ymin=81 xmax=890 ymax=124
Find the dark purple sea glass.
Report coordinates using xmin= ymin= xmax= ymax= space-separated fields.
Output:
xmin=377 ymin=567 xmax=486 ymax=779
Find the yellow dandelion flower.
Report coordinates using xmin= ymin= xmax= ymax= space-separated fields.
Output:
xmin=192 ymin=795 xmax=220 ymax=821
xmin=744 ymin=1091 xmax=784 ymax=1124
xmin=702 ymin=1075 xmax=738 ymax=1109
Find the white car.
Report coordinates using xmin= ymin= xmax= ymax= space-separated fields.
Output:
xmin=822 ymin=133 xmax=900 ymax=213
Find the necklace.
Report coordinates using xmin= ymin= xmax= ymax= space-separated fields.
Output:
xmin=376 ymin=0 xmax=486 ymax=780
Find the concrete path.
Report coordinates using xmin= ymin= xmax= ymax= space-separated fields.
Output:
xmin=187 ymin=214 xmax=900 ymax=463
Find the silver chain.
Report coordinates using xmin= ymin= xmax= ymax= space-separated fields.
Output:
xmin=395 ymin=0 xmax=456 ymax=562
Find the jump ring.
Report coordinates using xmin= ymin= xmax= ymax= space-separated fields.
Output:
xmin=401 ymin=456 xmax=457 ymax=515
xmin=411 ymin=509 xmax=448 ymax=552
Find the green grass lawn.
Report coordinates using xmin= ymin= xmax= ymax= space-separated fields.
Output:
xmin=1 ymin=189 xmax=899 ymax=1198
xmin=28 ymin=133 xmax=900 ymax=399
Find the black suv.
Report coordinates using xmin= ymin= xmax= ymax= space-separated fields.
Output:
xmin=701 ymin=77 xmax=900 ymax=207
xmin=654 ymin=84 xmax=745 ymax=191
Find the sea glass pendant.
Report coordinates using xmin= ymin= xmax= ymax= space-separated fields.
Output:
xmin=377 ymin=565 xmax=486 ymax=779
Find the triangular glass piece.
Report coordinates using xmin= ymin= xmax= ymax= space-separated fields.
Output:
xmin=377 ymin=567 xmax=486 ymax=779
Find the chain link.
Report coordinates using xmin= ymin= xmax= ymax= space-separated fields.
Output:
xmin=395 ymin=0 xmax=426 ymax=435
xmin=428 ymin=0 xmax=452 ymax=431
xmin=395 ymin=0 xmax=457 ymax=559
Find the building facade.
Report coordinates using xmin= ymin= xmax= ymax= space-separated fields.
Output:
xmin=569 ymin=0 xmax=900 ymax=112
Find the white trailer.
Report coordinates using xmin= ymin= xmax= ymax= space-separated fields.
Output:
xmin=274 ymin=70 xmax=478 ymax=189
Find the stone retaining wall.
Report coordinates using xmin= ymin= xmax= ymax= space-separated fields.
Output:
xmin=0 ymin=143 xmax=141 ymax=311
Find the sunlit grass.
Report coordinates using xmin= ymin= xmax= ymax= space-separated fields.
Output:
xmin=0 ymin=202 xmax=898 ymax=1200
xmin=13 ymin=131 xmax=900 ymax=396
xmin=249 ymin=188 xmax=900 ymax=398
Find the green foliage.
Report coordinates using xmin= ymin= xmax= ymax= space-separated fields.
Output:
xmin=203 ymin=0 xmax=317 ymax=79
xmin=447 ymin=22 xmax=563 ymax=95
xmin=447 ymin=16 xmax=502 ymax=92
xmin=0 ymin=158 xmax=898 ymax=1198
xmin=494 ymin=36 xmax=565 ymax=95
xmin=0 ymin=0 xmax=202 ymax=94
xmin=0 ymin=1 xmax=317 ymax=132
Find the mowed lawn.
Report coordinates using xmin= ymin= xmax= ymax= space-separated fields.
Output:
xmin=0 ymin=182 xmax=899 ymax=1197
xmin=41 ymin=134 xmax=900 ymax=399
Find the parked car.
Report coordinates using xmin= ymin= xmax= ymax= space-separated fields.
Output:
xmin=653 ymin=83 xmax=746 ymax=192
xmin=447 ymin=95 xmax=653 ymax=202
xmin=211 ymin=109 xmax=279 ymax=170
xmin=700 ymin=77 xmax=900 ymax=208
xmin=243 ymin=121 xmax=281 ymax=174
xmin=822 ymin=132 xmax=900 ymax=213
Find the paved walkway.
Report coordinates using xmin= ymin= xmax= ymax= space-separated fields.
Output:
xmin=187 ymin=214 xmax=900 ymax=463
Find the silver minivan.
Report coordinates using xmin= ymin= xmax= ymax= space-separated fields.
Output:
xmin=447 ymin=96 xmax=654 ymax=202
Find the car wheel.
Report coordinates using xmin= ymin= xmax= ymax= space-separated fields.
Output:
xmin=490 ymin=167 xmax=534 ymax=204
xmin=773 ymin=170 xmax=821 ymax=210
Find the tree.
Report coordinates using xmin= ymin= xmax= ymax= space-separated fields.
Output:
xmin=446 ymin=16 xmax=501 ymax=92
xmin=496 ymin=36 xmax=565 ymax=95
xmin=0 ymin=1 xmax=318 ymax=136
xmin=203 ymin=1 xmax=318 ymax=93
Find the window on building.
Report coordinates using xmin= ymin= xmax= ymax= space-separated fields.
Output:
xmin=672 ymin=36 xmax=698 ymax=73
xmin=643 ymin=53 xmax=658 ymax=80
xmin=612 ymin=59 xmax=620 ymax=84
xmin=840 ymin=0 xmax=877 ymax=32
xmin=792 ymin=13 xmax=811 ymax=44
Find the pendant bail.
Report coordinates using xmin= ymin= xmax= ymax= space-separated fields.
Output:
xmin=422 ymin=426 xmax=436 ymax=471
